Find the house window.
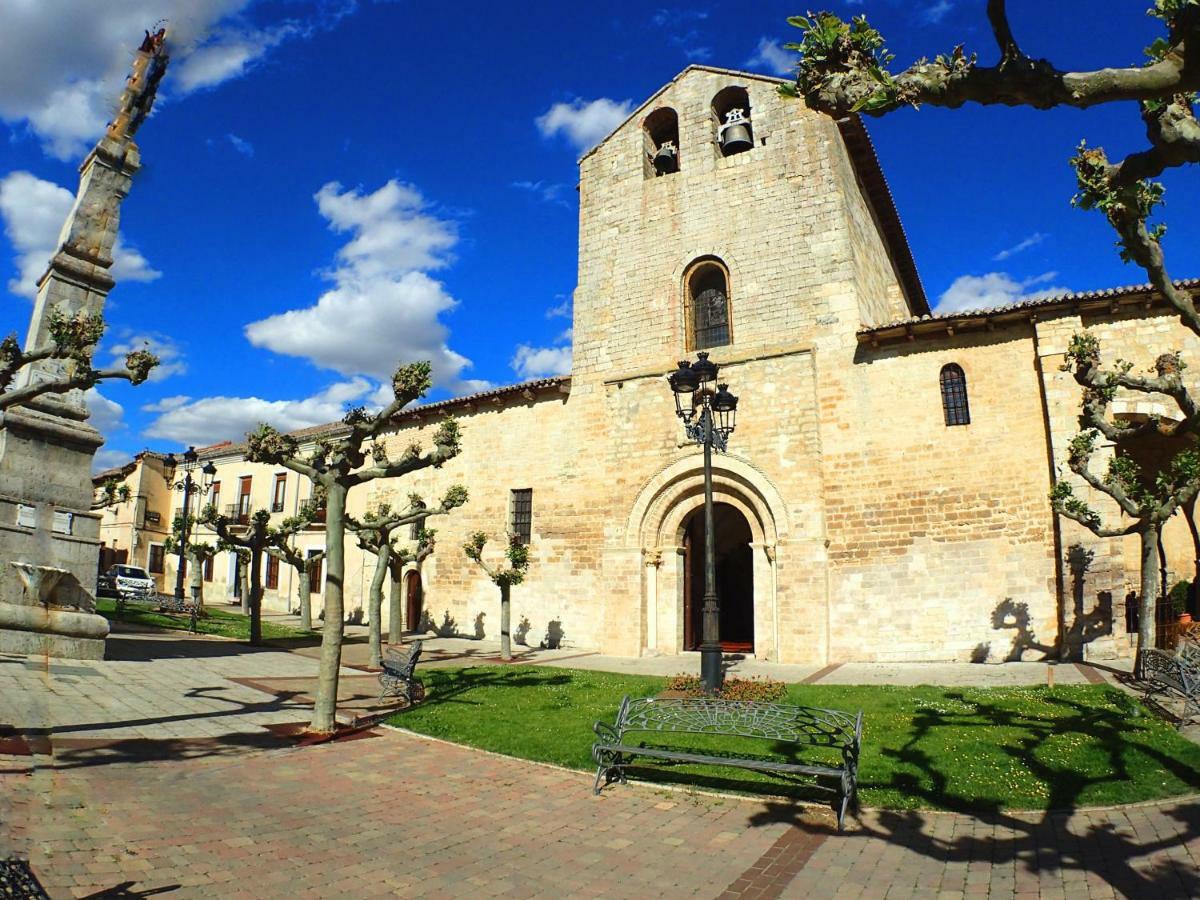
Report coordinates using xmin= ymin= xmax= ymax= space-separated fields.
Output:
xmin=307 ymin=551 xmax=323 ymax=594
xmin=643 ymin=107 xmax=680 ymax=178
xmin=510 ymin=489 xmax=533 ymax=545
xmin=203 ymin=554 xmax=214 ymax=583
xmin=210 ymin=481 xmax=221 ymax=512
xmin=940 ymin=364 xmax=971 ymax=426
xmin=272 ymin=473 xmax=287 ymax=513
xmin=237 ymin=476 xmax=252 ymax=524
xmin=148 ymin=544 xmax=165 ymax=574
xmin=266 ymin=554 xmax=280 ymax=590
xmin=685 ymin=259 xmax=731 ymax=351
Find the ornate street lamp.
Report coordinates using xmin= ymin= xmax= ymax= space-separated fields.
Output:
xmin=162 ymin=447 xmax=217 ymax=607
xmin=668 ymin=351 xmax=739 ymax=693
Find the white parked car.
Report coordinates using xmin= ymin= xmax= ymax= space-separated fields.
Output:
xmin=98 ymin=565 xmax=155 ymax=602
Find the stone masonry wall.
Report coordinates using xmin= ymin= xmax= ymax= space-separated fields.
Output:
xmin=822 ymin=330 xmax=1059 ymax=663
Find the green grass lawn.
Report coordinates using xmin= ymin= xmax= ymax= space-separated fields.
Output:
xmin=96 ymin=597 xmax=318 ymax=642
xmin=389 ymin=665 xmax=1200 ymax=812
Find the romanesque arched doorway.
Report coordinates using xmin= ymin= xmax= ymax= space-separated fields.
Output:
xmin=682 ymin=503 xmax=754 ymax=652
xmin=404 ymin=570 xmax=423 ymax=633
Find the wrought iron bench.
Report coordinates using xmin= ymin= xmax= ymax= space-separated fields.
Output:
xmin=1143 ymin=647 xmax=1200 ymax=728
xmin=379 ymin=641 xmax=423 ymax=704
xmin=1179 ymin=639 xmax=1199 ymax=667
xmin=592 ymin=695 xmax=863 ymax=831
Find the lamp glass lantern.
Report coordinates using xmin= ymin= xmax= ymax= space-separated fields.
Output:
xmin=668 ymin=361 xmax=700 ymax=421
xmin=712 ymin=383 xmax=738 ymax=437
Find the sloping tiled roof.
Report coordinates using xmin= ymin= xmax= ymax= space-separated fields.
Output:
xmin=197 ymin=376 xmax=571 ymax=459
xmin=857 ymin=278 xmax=1200 ymax=346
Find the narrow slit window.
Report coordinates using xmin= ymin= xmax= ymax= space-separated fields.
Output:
xmin=510 ymin=489 xmax=533 ymax=545
xmin=940 ymin=363 xmax=970 ymax=426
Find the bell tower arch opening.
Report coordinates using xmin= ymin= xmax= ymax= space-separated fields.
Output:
xmin=711 ymin=86 xmax=753 ymax=157
xmin=643 ymin=107 xmax=680 ymax=178
xmin=682 ymin=502 xmax=754 ymax=652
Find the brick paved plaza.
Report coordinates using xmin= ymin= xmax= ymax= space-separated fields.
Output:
xmin=2 ymin=631 xmax=1198 ymax=899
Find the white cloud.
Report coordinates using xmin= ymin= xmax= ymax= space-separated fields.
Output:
xmin=936 ymin=271 xmax=1069 ymax=314
xmin=244 ymin=180 xmax=484 ymax=393
xmin=226 ymin=133 xmax=254 ymax=157
xmin=144 ymin=378 xmax=372 ymax=447
xmin=536 ymin=97 xmax=634 ymax=154
xmin=85 ymin=388 xmax=124 ymax=435
xmin=0 ymin=171 xmax=161 ymax=298
xmin=745 ymin=38 xmax=794 ymax=76
xmin=650 ymin=10 xmax=709 ymax=28
xmin=140 ymin=395 xmax=192 ymax=413
xmin=922 ymin=1 xmax=954 ymax=24
xmin=93 ymin=447 xmax=134 ymax=473
xmin=0 ymin=1 xmax=352 ymax=161
xmin=546 ymin=296 xmax=571 ymax=319
xmin=511 ymin=328 xmax=572 ymax=379
xmin=106 ymin=332 xmax=186 ymax=382
xmin=993 ymin=232 xmax=1046 ymax=261
xmin=511 ymin=180 xmax=571 ymax=208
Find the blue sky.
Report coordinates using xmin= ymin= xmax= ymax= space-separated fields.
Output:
xmin=0 ymin=0 xmax=1195 ymax=469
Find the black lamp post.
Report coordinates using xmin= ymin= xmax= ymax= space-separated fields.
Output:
xmin=162 ymin=447 xmax=217 ymax=604
xmin=668 ymin=351 xmax=739 ymax=693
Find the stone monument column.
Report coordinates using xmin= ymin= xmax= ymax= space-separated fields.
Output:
xmin=0 ymin=31 xmax=169 ymax=658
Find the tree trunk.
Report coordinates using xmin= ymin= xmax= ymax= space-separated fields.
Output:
xmin=248 ymin=545 xmax=263 ymax=646
xmin=367 ymin=542 xmax=390 ymax=668
xmin=1137 ymin=525 xmax=1160 ymax=677
xmin=188 ymin=550 xmax=205 ymax=611
xmin=388 ymin=564 xmax=403 ymax=644
xmin=499 ymin=582 xmax=511 ymax=661
xmin=239 ymin=555 xmax=250 ymax=615
xmin=296 ymin=560 xmax=312 ymax=632
xmin=310 ymin=481 xmax=347 ymax=734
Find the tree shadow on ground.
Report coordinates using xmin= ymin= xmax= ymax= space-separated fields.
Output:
xmin=392 ymin=666 xmax=572 ymax=716
xmin=79 ymin=882 xmax=181 ymax=897
xmin=742 ymin=688 xmax=1200 ymax=897
xmin=10 ymin=683 xmax=316 ymax=770
xmin=103 ymin=632 xmax=312 ymax=662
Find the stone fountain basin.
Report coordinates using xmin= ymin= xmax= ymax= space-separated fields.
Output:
xmin=0 ymin=601 xmax=109 ymax=640
xmin=10 ymin=562 xmax=68 ymax=606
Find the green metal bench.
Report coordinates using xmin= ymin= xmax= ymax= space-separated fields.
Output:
xmin=592 ymin=695 xmax=863 ymax=830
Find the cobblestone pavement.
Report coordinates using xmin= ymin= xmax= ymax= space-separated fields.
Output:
xmin=2 ymin=630 xmax=1197 ymax=898
xmin=2 ymin=726 xmax=1197 ymax=899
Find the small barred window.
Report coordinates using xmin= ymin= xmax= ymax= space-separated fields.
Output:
xmin=940 ymin=364 xmax=970 ymax=426
xmin=510 ymin=489 xmax=533 ymax=545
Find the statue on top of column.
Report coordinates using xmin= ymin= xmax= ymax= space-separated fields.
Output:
xmin=106 ymin=27 xmax=169 ymax=143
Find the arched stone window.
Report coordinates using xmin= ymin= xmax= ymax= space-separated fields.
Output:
xmin=940 ymin=364 xmax=970 ymax=426
xmin=711 ymin=86 xmax=753 ymax=158
xmin=685 ymin=258 xmax=732 ymax=350
xmin=643 ymin=107 xmax=680 ymax=178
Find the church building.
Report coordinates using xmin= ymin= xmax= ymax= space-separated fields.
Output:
xmin=118 ymin=65 xmax=1199 ymax=664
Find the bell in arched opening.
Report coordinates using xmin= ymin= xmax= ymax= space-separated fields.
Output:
xmin=718 ymin=108 xmax=753 ymax=155
xmin=711 ymin=86 xmax=755 ymax=158
xmin=643 ymin=107 xmax=681 ymax=178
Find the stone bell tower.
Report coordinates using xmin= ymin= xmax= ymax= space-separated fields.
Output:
xmin=0 ymin=31 xmax=169 ymax=658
